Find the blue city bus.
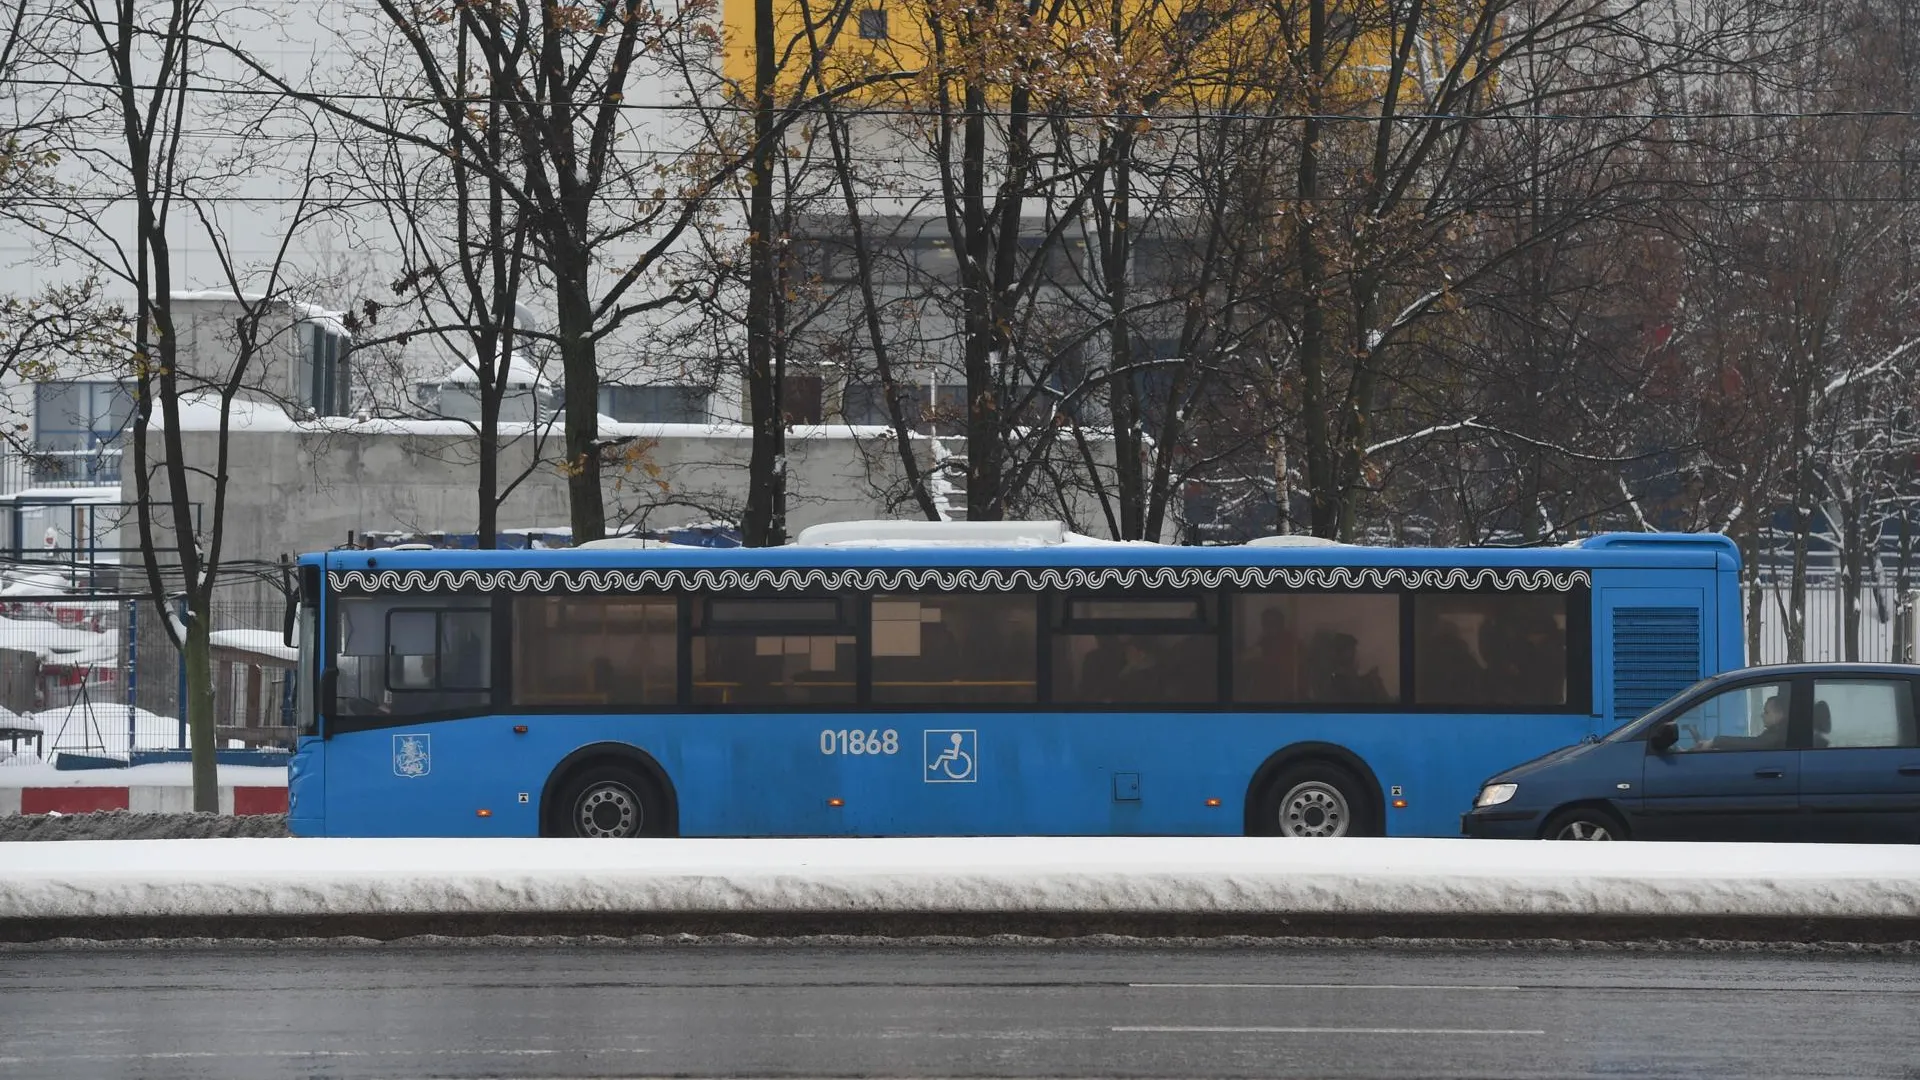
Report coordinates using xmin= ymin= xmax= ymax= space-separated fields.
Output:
xmin=285 ymin=525 xmax=1744 ymax=838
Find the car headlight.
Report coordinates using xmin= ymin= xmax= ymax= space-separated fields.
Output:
xmin=1475 ymin=783 xmax=1518 ymax=808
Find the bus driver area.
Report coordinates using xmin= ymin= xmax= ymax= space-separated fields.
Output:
xmin=283 ymin=520 xmax=1742 ymax=841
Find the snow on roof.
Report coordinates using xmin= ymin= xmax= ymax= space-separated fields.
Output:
xmin=430 ymin=350 xmax=553 ymax=389
xmin=209 ymin=628 xmax=297 ymax=664
xmin=152 ymin=392 xmax=302 ymax=433
xmin=0 ymin=616 xmax=116 ymax=665
xmin=795 ymin=520 xmax=1064 ymax=547
xmin=1244 ymin=535 xmax=1352 ymax=548
xmin=0 ymin=487 xmax=126 ymax=504
xmin=575 ymin=538 xmax=676 ymax=550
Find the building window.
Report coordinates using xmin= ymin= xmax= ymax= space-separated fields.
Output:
xmin=298 ymin=320 xmax=352 ymax=416
xmin=32 ymin=382 xmax=132 ymax=482
xmin=599 ymin=384 xmax=709 ymax=424
xmin=782 ymin=374 xmax=825 ymax=425
xmin=842 ymin=381 xmax=967 ymax=433
xmin=858 ymin=7 xmax=888 ymax=40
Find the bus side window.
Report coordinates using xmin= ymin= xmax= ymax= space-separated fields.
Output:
xmin=870 ymin=594 xmax=1037 ymax=704
xmin=1412 ymin=593 xmax=1568 ymax=708
xmin=334 ymin=597 xmax=491 ymax=716
xmin=513 ymin=596 xmax=677 ymax=707
xmin=691 ymin=596 xmax=856 ymax=706
xmin=1232 ymin=593 xmax=1400 ymax=705
xmin=1050 ymin=595 xmax=1219 ymax=705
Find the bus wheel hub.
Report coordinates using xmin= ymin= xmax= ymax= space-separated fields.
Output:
xmin=578 ymin=784 xmax=640 ymax=837
xmin=1281 ymin=782 xmax=1347 ymax=838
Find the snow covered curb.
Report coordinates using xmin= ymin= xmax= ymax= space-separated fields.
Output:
xmin=3 ymin=836 xmax=1918 ymax=925
xmin=0 ymin=763 xmax=287 ymax=816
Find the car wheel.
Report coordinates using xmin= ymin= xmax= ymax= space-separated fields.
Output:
xmin=1255 ymin=762 xmax=1375 ymax=837
xmin=1542 ymin=806 xmax=1628 ymax=841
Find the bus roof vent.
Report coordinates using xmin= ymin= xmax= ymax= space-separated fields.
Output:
xmin=1243 ymin=535 xmax=1351 ymax=548
xmin=576 ymin=537 xmax=675 ymax=550
xmin=794 ymin=519 xmax=1067 ymax=547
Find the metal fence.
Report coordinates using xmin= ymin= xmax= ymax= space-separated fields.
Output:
xmin=0 ymin=590 xmax=289 ymax=765
xmin=1747 ymin=584 xmax=1917 ymax=665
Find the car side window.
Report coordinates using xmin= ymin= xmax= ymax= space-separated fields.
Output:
xmin=1810 ymin=680 xmax=1917 ymax=749
xmin=1664 ymin=681 xmax=1792 ymax=753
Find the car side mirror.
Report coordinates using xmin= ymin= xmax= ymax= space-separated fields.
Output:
xmin=1648 ymin=720 xmax=1679 ymax=753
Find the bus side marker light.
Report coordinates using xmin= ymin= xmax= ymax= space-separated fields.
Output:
xmin=1205 ymin=798 xmax=1222 ymax=807
xmin=512 ymin=725 xmax=528 ymax=734
xmin=828 ymin=798 xmax=845 ymax=808
xmin=477 ymin=808 xmax=493 ymax=818
xmin=1392 ymin=798 xmax=1408 ymax=809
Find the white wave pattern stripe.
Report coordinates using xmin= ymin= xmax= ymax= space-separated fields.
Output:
xmin=328 ymin=566 xmax=1592 ymax=596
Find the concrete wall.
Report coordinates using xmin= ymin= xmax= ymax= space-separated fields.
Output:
xmin=126 ymin=422 xmax=953 ymax=564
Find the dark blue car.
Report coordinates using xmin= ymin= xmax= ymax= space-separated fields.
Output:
xmin=1462 ymin=663 xmax=1920 ymax=843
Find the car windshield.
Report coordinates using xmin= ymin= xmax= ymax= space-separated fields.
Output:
xmin=1604 ymin=675 xmax=1719 ymax=741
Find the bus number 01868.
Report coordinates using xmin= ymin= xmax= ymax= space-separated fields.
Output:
xmin=820 ymin=729 xmax=899 ymax=755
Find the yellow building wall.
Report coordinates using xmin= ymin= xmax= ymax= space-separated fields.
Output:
xmin=717 ymin=1 xmax=1476 ymax=111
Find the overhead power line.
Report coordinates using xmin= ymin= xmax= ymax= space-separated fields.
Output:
xmin=5 ymin=74 xmax=1920 ymax=126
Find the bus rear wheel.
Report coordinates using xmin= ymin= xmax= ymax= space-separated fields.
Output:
xmin=554 ymin=765 xmax=667 ymax=839
xmin=1256 ymin=763 xmax=1374 ymax=838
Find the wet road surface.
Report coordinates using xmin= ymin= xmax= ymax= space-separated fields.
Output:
xmin=3 ymin=944 xmax=1917 ymax=1078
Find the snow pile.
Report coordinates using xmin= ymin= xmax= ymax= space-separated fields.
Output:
xmin=0 ymin=812 xmax=287 ymax=842
xmin=2 ymin=836 xmax=1917 ymax=921
xmin=23 ymin=704 xmax=178 ymax=759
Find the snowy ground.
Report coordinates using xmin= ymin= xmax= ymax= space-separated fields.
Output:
xmin=2 ymin=836 xmax=1917 ymax=922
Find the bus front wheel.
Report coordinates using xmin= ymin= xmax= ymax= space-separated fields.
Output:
xmin=554 ymin=765 xmax=668 ymax=839
xmin=1257 ymin=763 xmax=1374 ymax=838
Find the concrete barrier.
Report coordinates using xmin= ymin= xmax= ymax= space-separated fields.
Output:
xmin=2 ymin=836 xmax=1917 ymax=943
xmin=0 ymin=763 xmax=286 ymax=817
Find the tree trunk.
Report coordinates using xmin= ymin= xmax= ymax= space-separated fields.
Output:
xmin=183 ymin=608 xmax=217 ymax=812
xmin=742 ymin=0 xmax=786 ymax=546
xmin=479 ymin=405 xmax=499 ymax=549
xmin=961 ymin=79 xmax=1003 ymax=521
xmin=1295 ymin=0 xmax=1334 ymax=538
xmin=556 ymin=278 xmax=606 ymax=544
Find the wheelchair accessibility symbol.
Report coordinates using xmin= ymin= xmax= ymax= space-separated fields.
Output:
xmin=923 ymin=729 xmax=977 ymax=783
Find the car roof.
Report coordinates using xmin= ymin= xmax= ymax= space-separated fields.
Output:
xmin=1703 ymin=662 xmax=1920 ymax=684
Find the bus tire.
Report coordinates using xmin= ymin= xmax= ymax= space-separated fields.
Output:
xmin=1541 ymin=805 xmax=1628 ymax=841
xmin=1256 ymin=762 xmax=1373 ymax=838
xmin=553 ymin=764 xmax=669 ymax=839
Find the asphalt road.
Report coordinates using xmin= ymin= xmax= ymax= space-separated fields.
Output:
xmin=2 ymin=944 xmax=1918 ymax=1079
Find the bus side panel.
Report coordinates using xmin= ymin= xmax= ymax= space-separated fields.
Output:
xmin=287 ymin=735 xmax=327 ymax=836
xmin=314 ymin=710 xmax=1592 ymax=839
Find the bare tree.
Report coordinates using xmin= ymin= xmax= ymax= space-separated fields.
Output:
xmin=212 ymin=0 xmax=733 ymax=544
xmin=12 ymin=0 xmax=333 ymax=806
